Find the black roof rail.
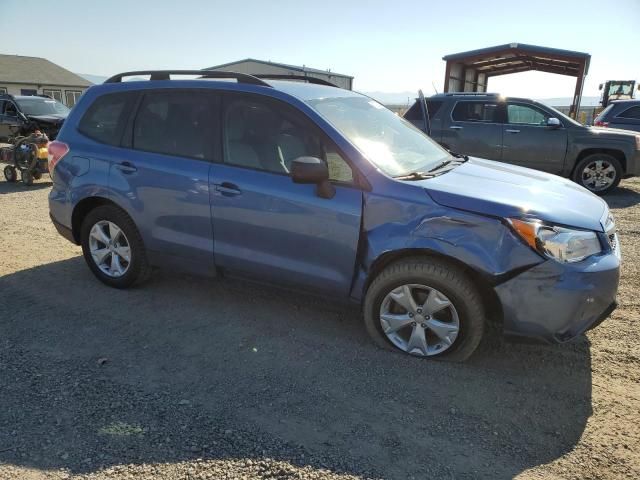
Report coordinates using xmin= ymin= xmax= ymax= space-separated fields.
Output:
xmin=104 ymin=70 xmax=271 ymax=87
xmin=252 ymin=74 xmax=339 ymax=88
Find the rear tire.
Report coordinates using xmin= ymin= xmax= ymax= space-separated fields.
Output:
xmin=80 ymin=205 xmax=152 ymax=289
xmin=21 ymin=169 xmax=33 ymax=186
xmin=572 ymin=153 xmax=622 ymax=195
xmin=363 ymin=257 xmax=485 ymax=362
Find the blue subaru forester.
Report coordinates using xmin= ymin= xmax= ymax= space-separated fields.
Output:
xmin=48 ymin=70 xmax=620 ymax=361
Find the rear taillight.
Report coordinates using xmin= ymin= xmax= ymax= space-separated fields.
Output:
xmin=594 ymin=120 xmax=609 ymax=127
xmin=48 ymin=141 xmax=69 ymax=175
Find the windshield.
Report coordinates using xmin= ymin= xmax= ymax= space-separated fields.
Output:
xmin=307 ymin=96 xmax=451 ymax=177
xmin=16 ymin=97 xmax=70 ymax=116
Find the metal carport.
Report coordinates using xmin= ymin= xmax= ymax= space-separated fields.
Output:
xmin=442 ymin=43 xmax=591 ymax=118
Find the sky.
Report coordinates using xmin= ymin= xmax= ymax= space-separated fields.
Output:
xmin=1 ymin=0 xmax=638 ymax=101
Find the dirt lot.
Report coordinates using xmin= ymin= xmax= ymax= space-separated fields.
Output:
xmin=0 ymin=177 xmax=639 ymax=480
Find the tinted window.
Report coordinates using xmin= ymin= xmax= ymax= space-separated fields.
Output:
xmin=452 ymin=101 xmax=498 ymax=122
xmin=594 ymin=104 xmax=614 ymax=123
xmin=133 ymin=92 xmax=216 ymax=160
xmin=618 ymin=106 xmax=640 ymax=119
xmin=404 ymin=100 xmax=443 ymax=121
xmin=79 ymin=93 xmax=132 ymax=145
xmin=224 ymin=96 xmax=353 ymax=182
xmin=507 ymin=104 xmax=549 ymax=125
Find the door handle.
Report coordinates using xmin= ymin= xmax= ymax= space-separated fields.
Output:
xmin=505 ymin=129 xmax=520 ymax=134
xmin=449 ymin=126 xmax=464 ymax=130
xmin=214 ymin=182 xmax=242 ymax=196
xmin=115 ymin=161 xmax=137 ymax=173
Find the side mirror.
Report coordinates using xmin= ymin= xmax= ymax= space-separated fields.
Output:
xmin=598 ymin=83 xmax=603 ymax=91
xmin=290 ymin=156 xmax=335 ymax=199
xmin=18 ymin=112 xmax=29 ymax=124
xmin=547 ymin=117 xmax=561 ymax=128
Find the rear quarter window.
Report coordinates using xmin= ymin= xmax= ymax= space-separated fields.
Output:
xmin=78 ymin=92 xmax=134 ymax=145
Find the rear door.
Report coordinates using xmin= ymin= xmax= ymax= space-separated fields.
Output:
xmin=105 ymin=90 xmax=216 ymax=274
xmin=441 ymin=100 xmax=503 ymax=159
xmin=501 ymin=102 xmax=568 ymax=173
xmin=610 ymin=104 xmax=640 ymax=132
xmin=209 ymin=92 xmax=362 ymax=296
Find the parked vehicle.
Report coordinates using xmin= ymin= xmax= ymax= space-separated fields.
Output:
xmin=404 ymin=92 xmax=640 ymax=195
xmin=594 ymin=100 xmax=640 ymax=133
xmin=48 ymin=71 xmax=620 ymax=361
xmin=0 ymin=94 xmax=69 ymax=142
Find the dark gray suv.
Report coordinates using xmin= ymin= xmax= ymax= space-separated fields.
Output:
xmin=405 ymin=93 xmax=640 ymax=195
xmin=594 ymin=100 xmax=640 ymax=133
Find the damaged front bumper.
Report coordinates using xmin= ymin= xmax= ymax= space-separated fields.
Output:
xmin=495 ymin=252 xmax=620 ymax=343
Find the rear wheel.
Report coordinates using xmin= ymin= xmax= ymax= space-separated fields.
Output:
xmin=80 ymin=205 xmax=151 ymax=288
xmin=21 ymin=169 xmax=33 ymax=186
xmin=572 ymin=153 xmax=622 ymax=195
xmin=363 ymin=258 xmax=485 ymax=361
xmin=3 ymin=165 xmax=17 ymax=183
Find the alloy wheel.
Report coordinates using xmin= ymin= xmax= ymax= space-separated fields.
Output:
xmin=88 ymin=220 xmax=131 ymax=278
xmin=582 ymin=160 xmax=616 ymax=192
xmin=379 ymin=284 xmax=460 ymax=356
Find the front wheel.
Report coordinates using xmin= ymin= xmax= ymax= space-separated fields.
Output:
xmin=572 ymin=154 xmax=622 ymax=195
xmin=363 ymin=258 xmax=485 ymax=361
xmin=80 ymin=205 xmax=151 ymax=288
xmin=3 ymin=165 xmax=17 ymax=182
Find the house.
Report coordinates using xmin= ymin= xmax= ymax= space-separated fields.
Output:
xmin=0 ymin=54 xmax=92 ymax=106
xmin=205 ymin=58 xmax=354 ymax=90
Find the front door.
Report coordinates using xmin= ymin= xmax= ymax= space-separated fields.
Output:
xmin=209 ymin=93 xmax=362 ymax=296
xmin=501 ymin=103 xmax=568 ymax=174
xmin=441 ymin=100 xmax=503 ymax=159
xmin=0 ymin=100 xmax=22 ymax=140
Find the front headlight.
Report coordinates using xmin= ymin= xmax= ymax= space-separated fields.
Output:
xmin=509 ymin=218 xmax=602 ymax=263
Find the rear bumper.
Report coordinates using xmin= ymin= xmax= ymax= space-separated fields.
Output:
xmin=495 ymin=253 xmax=620 ymax=343
xmin=50 ymin=212 xmax=77 ymax=245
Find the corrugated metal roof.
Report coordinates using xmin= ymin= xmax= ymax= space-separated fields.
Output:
xmin=205 ymin=58 xmax=354 ymax=79
xmin=443 ymin=43 xmax=591 ymax=74
xmin=0 ymin=54 xmax=92 ymax=87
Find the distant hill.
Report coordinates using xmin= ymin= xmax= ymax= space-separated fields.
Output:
xmin=77 ymin=73 xmax=107 ymax=84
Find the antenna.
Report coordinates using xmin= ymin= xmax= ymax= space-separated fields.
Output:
xmin=432 ymin=82 xmax=439 ymax=94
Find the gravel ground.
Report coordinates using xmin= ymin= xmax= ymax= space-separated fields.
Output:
xmin=0 ymin=176 xmax=639 ymax=480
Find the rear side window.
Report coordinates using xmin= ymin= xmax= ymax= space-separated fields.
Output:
xmin=79 ymin=93 xmax=133 ymax=145
xmin=133 ymin=91 xmax=216 ymax=160
xmin=452 ymin=101 xmax=499 ymax=122
xmin=617 ymin=106 xmax=640 ymax=119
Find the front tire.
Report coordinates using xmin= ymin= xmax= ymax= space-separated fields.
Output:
xmin=363 ymin=258 xmax=485 ymax=361
xmin=572 ymin=153 xmax=622 ymax=195
xmin=80 ymin=205 xmax=151 ymax=288
xmin=3 ymin=165 xmax=17 ymax=182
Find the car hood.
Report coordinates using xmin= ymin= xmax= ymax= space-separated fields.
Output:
xmin=588 ymin=125 xmax=638 ymax=139
xmin=418 ymin=157 xmax=607 ymax=232
xmin=27 ymin=114 xmax=66 ymax=124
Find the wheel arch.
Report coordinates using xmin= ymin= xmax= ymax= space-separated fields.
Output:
xmin=363 ymin=248 xmax=504 ymax=332
xmin=573 ymin=148 xmax=627 ymax=174
xmin=71 ymin=196 xmax=124 ymax=244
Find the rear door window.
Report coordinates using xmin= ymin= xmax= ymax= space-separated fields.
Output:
xmin=132 ymin=91 xmax=217 ymax=160
xmin=617 ymin=106 xmax=640 ymax=119
xmin=79 ymin=93 xmax=134 ymax=145
xmin=451 ymin=101 xmax=499 ymax=122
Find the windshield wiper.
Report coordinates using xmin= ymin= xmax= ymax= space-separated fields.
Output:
xmin=427 ymin=160 xmax=453 ymax=172
xmin=393 ymin=171 xmax=434 ymax=181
